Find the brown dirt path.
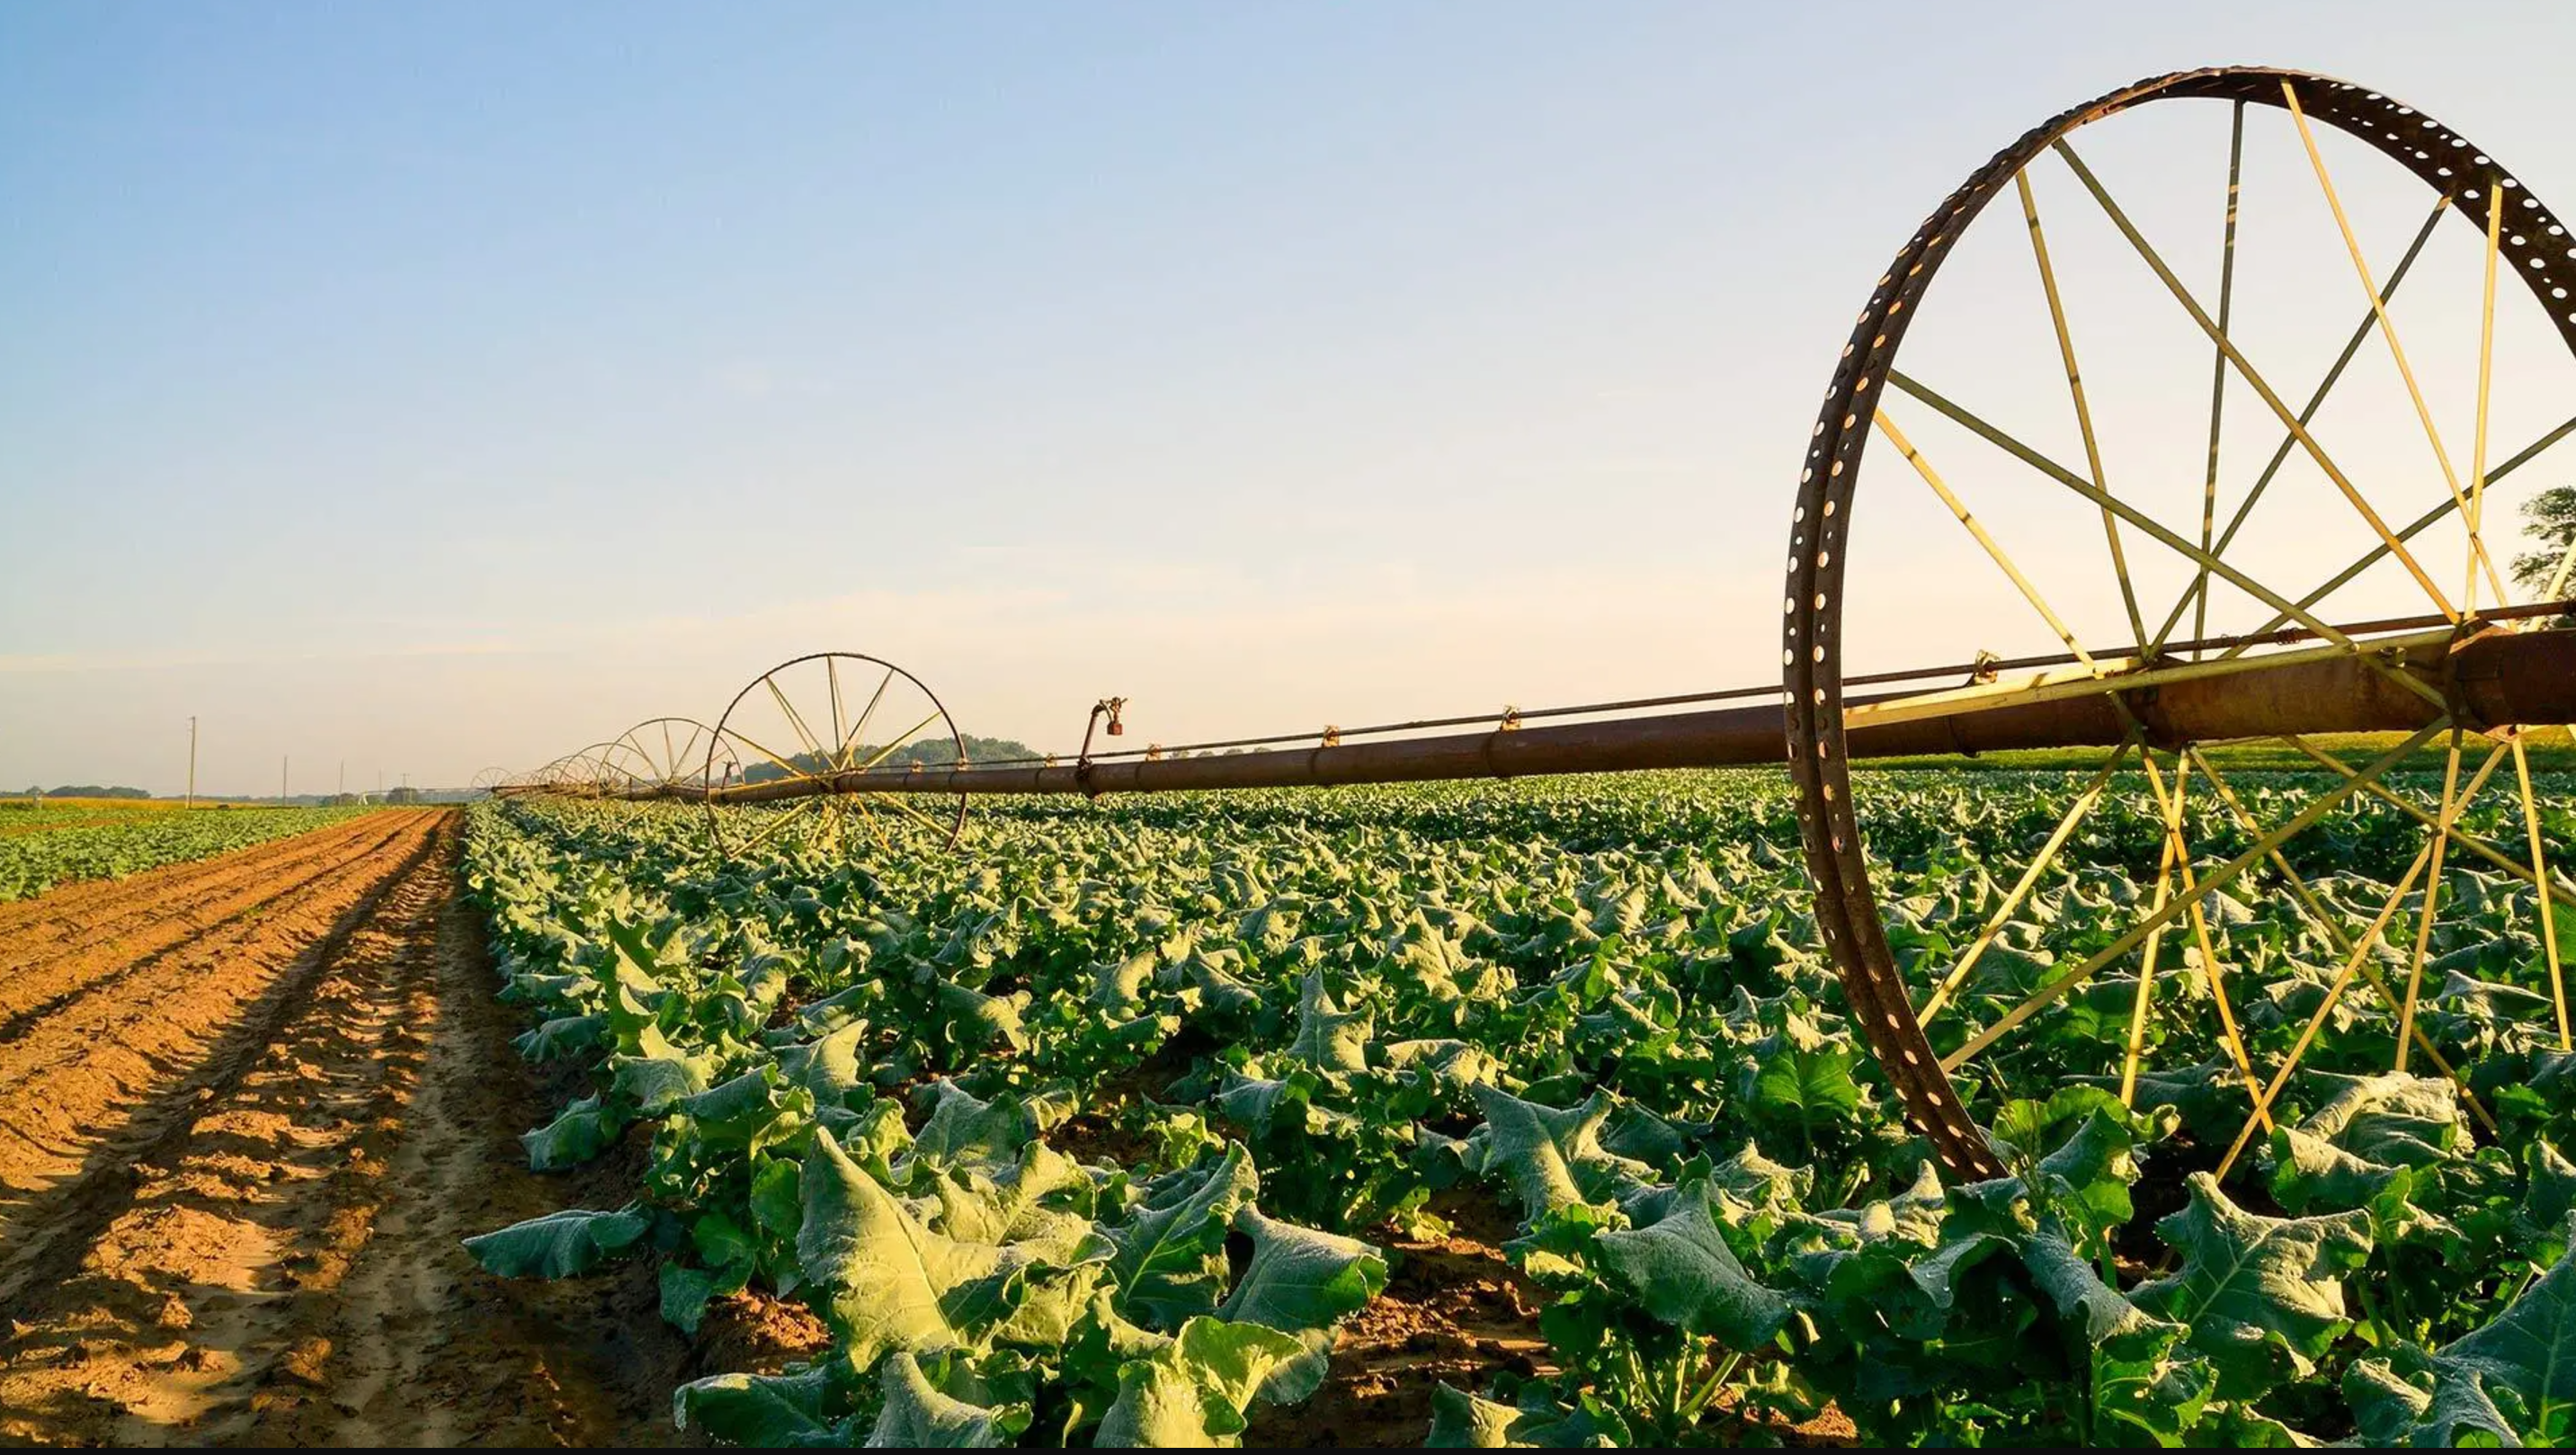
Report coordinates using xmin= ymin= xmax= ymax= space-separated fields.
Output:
xmin=0 ymin=811 xmax=812 ymax=1447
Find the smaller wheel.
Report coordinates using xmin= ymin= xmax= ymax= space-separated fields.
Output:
xmin=602 ymin=718 xmax=736 ymax=797
xmin=704 ymin=652 xmax=970 ymax=858
xmin=562 ymin=741 xmax=627 ymax=797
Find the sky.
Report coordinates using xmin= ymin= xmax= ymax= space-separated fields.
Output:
xmin=4 ymin=2 xmax=2575 ymax=795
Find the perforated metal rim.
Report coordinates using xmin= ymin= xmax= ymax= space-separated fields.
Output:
xmin=1782 ymin=67 xmax=2576 ymax=1181
xmin=703 ymin=651 xmax=971 ymax=856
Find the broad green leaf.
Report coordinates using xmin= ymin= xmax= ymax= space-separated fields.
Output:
xmin=777 ymin=1020 xmax=872 ymax=1108
xmin=1594 ymin=1178 xmax=1790 ymax=1349
xmin=1091 ymin=1317 xmax=1313 ymax=1448
xmin=1092 ymin=1358 xmax=1244 ymax=1448
xmin=521 ymin=1094 xmax=627 ymax=1172
xmin=1104 ymin=1144 xmax=1262 ymax=1330
xmin=797 ymin=1127 xmax=1030 ymax=1366
xmin=931 ymin=1140 xmax=1095 ymax=1260
xmin=2131 ymin=1173 xmax=2374 ymax=1400
xmin=1167 ymin=1316 xmax=1321 ymax=1410
xmin=672 ymin=1361 xmax=851 ymax=1444
xmin=935 ymin=979 xmax=1030 ymax=1056
xmin=907 ymin=1081 xmax=1037 ymax=1171
xmin=1425 ymin=1383 xmax=1520 ymax=1447
xmin=1738 ymin=1034 xmax=1861 ymax=1145
xmin=462 ymin=1205 xmax=651 ymax=1280
xmin=1217 ymin=1206 xmax=1386 ymax=1334
xmin=659 ymin=1258 xmax=751 ymax=1335
xmin=2443 ymin=1235 xmax=2576 ymax=1442
xmin=1286 ymin=972 xmax=1371 ymax=1075
xmin=610 ymin=1047 xmax=714 ymax=1114
xmin=513 ymin=1012 xmax=609 ymax=1061
xmin=1465 ymin=1085 xmax=1648 ymax=1218
xmin=865 ymin=1352 xmax=1031 ymax=1448
xmin=2344 ymin=1347 xmax=2522 ymax=1448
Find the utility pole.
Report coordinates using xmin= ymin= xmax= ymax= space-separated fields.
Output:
xmin=186 ymin=717 xmax=198 ymax=810
xmin=281 ymin=755 xmax=288 ymax=804
xmin=339 ymin=760 xmax=345 ymax=802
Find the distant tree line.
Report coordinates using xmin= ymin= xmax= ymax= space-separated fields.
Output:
xmin=15 ymin=785 xmax=152 ymax=799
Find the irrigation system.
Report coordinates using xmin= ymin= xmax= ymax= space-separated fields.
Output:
xmin=503 ymin=67 xmax=2576 ymax=1180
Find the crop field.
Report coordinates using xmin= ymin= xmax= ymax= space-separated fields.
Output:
xmin=442 ymin=769 xmax=2576 ymax=1448
xmin=0 ymin=805 xmax=385 ymax=902
xmin=10 ymin=29 xmax=2576 ymax=1450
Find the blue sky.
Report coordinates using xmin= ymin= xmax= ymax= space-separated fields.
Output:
xmin=5 ymin=3 xmax=2574 ymax=793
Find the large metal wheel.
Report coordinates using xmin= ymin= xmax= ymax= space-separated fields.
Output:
xmin=704 ymin=652 xmax=970 ymax=858
xmin=600 ymin=718 xmax=736 ymax=797
xmin=1787 ymin=67 xmax=2576 ymax=1180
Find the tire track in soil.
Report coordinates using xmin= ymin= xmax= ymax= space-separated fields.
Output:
xmin=0 ymin=812 xmax=822 ymax=1447
xmin=0 ymin=815 xmax=422 ymax=1040
xmin=0 ymin=816 xmax=446 ymax=1240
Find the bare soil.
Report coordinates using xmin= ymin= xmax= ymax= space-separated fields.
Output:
xmin=0 ymin=813 xmax=807 ymax=1447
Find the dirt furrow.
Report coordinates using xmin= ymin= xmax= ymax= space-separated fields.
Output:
xmin=0 ymin=814 xmax=407 ymax=997
xmin=0 ymin=814 xmax=443 ymax=1247
xmin=0 ymin=813 xmax=388 ymax=942
xmin=0 ymin=816 xmax=422 ymax=1038
xmin=0 ymin=810 xmax=816 ymax=1448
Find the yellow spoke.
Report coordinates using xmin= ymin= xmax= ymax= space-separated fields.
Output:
xmin=2279 ymin=734 xmax=2576 ymax=915
xmin=2119 ymin=756 xmax=2187 ymax=1107
xmin=2246 ymin=415 xmax=2576 ymax=651
xmin=840 ymin=668 xmax=898 ymax=770
xmin=735 ymin=798 xmax=821 ymax=857
xmin=2282 ymin=83 xmax=2512 ymax=611
xmin=2189 ymin=103 xmax=2248 ymax=657
xmin=826 ymin=658 xmax=848 ymax=773
xmin=718 ymin=728 xmax=836 ymax=794
xmin=874 ymin=790 xmax=950 ymax=836
xmin=858 ymin=710 xmax=947 ymax=772
xmin=1873 ymin=411 xmax=2096 ymax=669
xmin=844 ymin=797 xmax=892 ymax=856
xmin=1920 ymin=739 xmax=2135 ymax=1023
xmin=2053 ymin=138 xmax=2458 ymax=624
xmin=1943 ymin=722 xmax=2448 ymax=1074
xmin=2511 ymin=735 xmax=2572 ymax=1049
xmin=1886 ymin=370 xmax=2386 ymax=665
xmin=2469 ymin=184 xmax=2505 ymax=612
xmin=2229 ymin=415 xmax=2576 ymax=655
xmin=2394 ymin=729 xmax=2469 ymax=1072
xmin=763 ymin=677 xmax=829 ymax=771
xmin=2151 ymin=198 xmax=2452 ymax=656
xmin=2544 ymin=518 xmax=2576 ymax=604
xmin=2136 ymin=750 xmax=2271 ymax=1130
xmin=2185 ymin=743 xmax=2500 ymax=1132
xmin=2215 ymin=839 xmax=2439 ymax=1181
xmin=2016 ymin=169 xmax=2149 ymax=650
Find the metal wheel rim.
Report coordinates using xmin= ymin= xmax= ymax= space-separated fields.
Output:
xmin=702 ymin=651 xmax=971 ymax=859
xmin=1785 ymin=67 xmax=2576 ymax=1181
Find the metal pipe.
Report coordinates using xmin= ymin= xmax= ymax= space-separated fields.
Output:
xmin=589 ymin=628 xmax=2576 ymax=805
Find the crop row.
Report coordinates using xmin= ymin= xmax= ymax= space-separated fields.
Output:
xmin=0 ymin=805 xmax=387 ymax=902
xmin=459 ymin=772 xmax=2574 ymax=1446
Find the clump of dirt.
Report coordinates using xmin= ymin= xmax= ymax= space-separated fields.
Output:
xmin=1245 ymin=1227 xmax=1550 ymax=1449
xmin=690 ymin=1290 xmax=833 ymax=1380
